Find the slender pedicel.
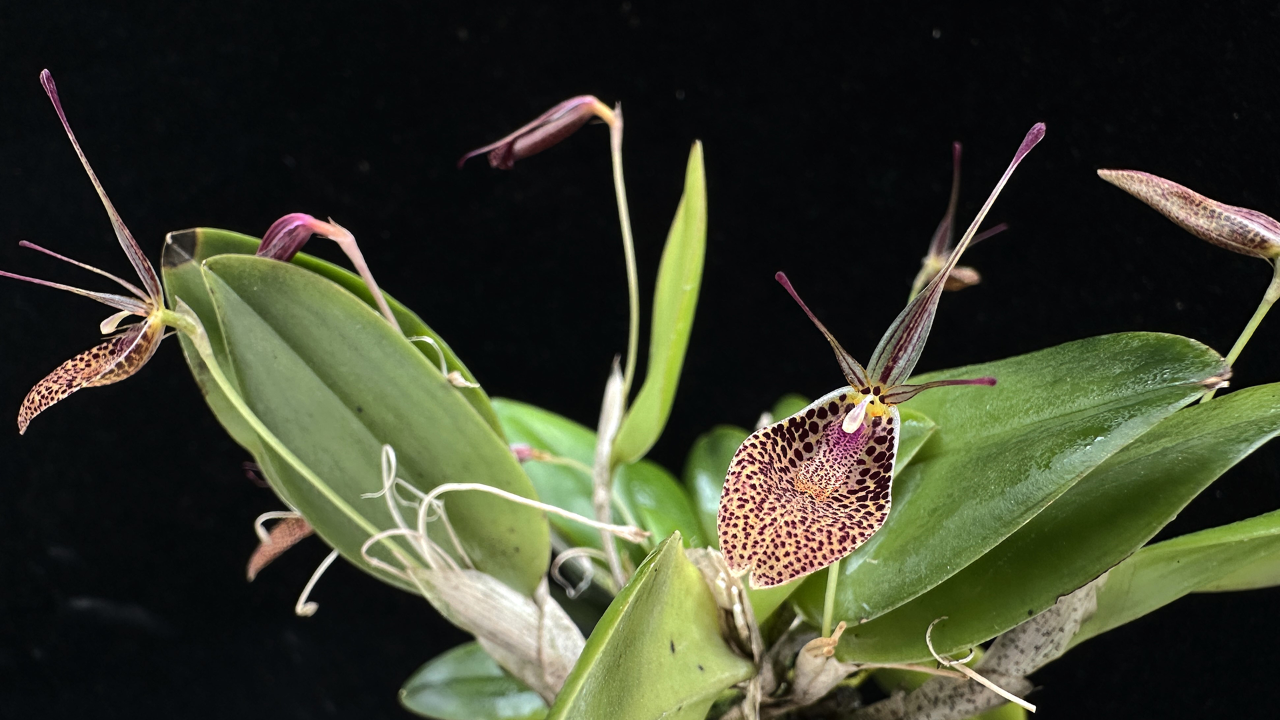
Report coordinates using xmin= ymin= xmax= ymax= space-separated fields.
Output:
xmin=460 ymin=96 xmax=641 ymax=398
xmin=718 ymin=123 xmax=1045 ymax=589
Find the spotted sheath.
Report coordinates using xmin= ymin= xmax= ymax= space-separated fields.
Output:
xmin=719 ymin=388 xmax=899 ymax=588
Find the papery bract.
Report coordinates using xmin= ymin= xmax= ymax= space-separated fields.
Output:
xmin=718 ymin=123 xmax=1045 ymax=588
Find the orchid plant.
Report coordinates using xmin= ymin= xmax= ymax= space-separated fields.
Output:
xmin=9 ymin=71 xmax=1280 ymax=720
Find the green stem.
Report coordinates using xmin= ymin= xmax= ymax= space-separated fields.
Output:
xmin=822 ymin=557 xmax=842 ymax=637
xmin=159 ymin=305 xmax=422 ymax=574
xmin=608 ymin=108 xmax=641 ymax=401
xmin=1204 ymin=261 xmax=1280 ymax=401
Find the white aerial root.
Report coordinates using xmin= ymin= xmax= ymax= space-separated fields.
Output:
xmin=550 ymin=547 xmax=610 ymax=599
xmin=253 ymin=510 xmax=304 ymax=542
xmin=295 ymin=549 xmax=339 ymax=617
xmin=356 ymin=445 xmax=648 ymax=588
xmin=926 ymin=617 xmax=1037 ymax=713
xmin=417 ymin=482 xmax=650 ymax=544
xmin=408 ymin=336 xmax=480 ymax=388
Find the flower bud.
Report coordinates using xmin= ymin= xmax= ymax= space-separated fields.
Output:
xmin=1098 ymin=169 xmax=1280 ymax=259
xmin=458 ymin=95 xmax=616 ymax=170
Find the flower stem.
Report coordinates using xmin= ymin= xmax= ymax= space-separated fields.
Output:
xmin=1204 ymin=261 xmax=1280 ymax=401
xmin=822 ymin=557 xmax=842 ymax=638
xmin=607 ymin=106 xmax=641 ymax=400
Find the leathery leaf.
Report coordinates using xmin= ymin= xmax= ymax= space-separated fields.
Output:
xmin=793 ymin=333 xmax=1227 ymax=632
xmin=161 ymin=227 xmax=501 ymax=441
xmin=547 ymin=533 xmax=756 ymax=719
xmin=400 ymin=641 xmax=547 ymax=720
xmin=834 ymin=381 xmax=1280 ymax=663
xmin=193 ymin=254 xmax=548 ymax=595
xmin=1072 ymin=507 xmax=1280 ymax=648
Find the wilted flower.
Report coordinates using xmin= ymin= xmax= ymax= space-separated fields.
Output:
xmin=909 ymin=142 xmax=1009 ymax=300
xmin=458 ymin=95 xmax=617 ymax=169
xmin=718 ymin=124 xmax=1046 ymax=588
xmin=256 ymin=212 xmax=400 ymax=330
xmin=1 ymin=71 xmax=173 ymax=433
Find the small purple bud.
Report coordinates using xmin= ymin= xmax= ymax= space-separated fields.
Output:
xmin=458 ymin=95 xmax=617 ymax=170
xmin=1098 ymin=169 xmax=1280 ymax=260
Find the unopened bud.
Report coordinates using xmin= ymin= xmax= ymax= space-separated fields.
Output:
xmin=458 ymin=95 xmax=616 ymax=170
xmin=1098 ymin=169 xmax=1280 ymax=259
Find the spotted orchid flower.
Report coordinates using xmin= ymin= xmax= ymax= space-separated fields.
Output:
xmin=718 ymin=123 xmax=1046 ymax=588
xmin=2 ymin=71 xmax=175 ymax=434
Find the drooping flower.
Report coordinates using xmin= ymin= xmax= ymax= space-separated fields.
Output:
xmin=718 ymin=123 xmax=1046 ymax=588
xmin=909 ymin=142 xmax=1009 ymax=300
xmin=1 ymin=71 xmax=172 ymax=434
xmin=257 ymin=212 xmax=400 ymax=330
xmin=457 ymin=95 xmax=618 ymax=169
xmin=1098 ymin=168 xmax=1280 ymax=384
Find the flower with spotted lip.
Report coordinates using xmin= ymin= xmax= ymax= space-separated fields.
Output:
xmin=1 ymin=71 xmax=181 ymax=434
xmin=718 ymin=123 xmax=1046 ymax=589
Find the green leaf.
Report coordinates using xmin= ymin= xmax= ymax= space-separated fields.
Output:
xmin=613 ymin=142 xmax=707 ymax=464
xmin=682 ymin=425 xmax=751 ymax=548
xmin=1072 ymin=507 xmax=1280 ymax=648
xmin=494 ymin=398 xmax=707 ymax=550
xmin=400 ymin=642 xmax=547 ymax=720
xmin=793 ymin=333 xmax=1227 ymax=635
xmin=547 ymin=533 xmax=756 ymax=720
xmin=770 ymin=393 xmax=811 ymax=421
xmin=196 ymin=254 xmax=548 ymax=595
xmin=161 ymin=228 xmax=502 ymax=441
xmin=1197 ymin=545 xmax=1280 ymax=592
xmin=831 ymin=381 xmax=1280 ymax=662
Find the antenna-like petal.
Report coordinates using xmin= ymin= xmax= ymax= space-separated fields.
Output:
xmin=868 ymin=123 xmax=1045 ymax=386
xmin=775 ymin=271 xmax=869 ymax=388
xmin=40 ymin=70 xmax=163 ymax=300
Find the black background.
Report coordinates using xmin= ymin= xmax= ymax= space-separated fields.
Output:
xmin=3 ymin=2 xmax=1280 ymax=718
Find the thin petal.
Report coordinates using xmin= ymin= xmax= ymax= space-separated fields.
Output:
xmin=775 ymin=272 xmax=869 ymax=388
xmin=18 ymin=318 xmax=164 ymax=434
xmin=718 ymin=392 xmax=899 ymax=588
xmin=926 ymin=142 xmax=964 ymax=258
xmin=246 ymin=516 xmax=315 ymax=581
xmin=881 ymin=376 xmax=995 ymax=405
xmin=1097 ymin=169 xmax=1280 ymax=259
xmin=0 ymin=269 xmax=150 ymax=315
xmin=19 ymin=241 xmax=149 ymax=301
xmin=457 ymin=95 xmax=613 ymax=170
xmin=868 ymin=123 xmax=1045 ymax=386
xmin=40 ymin=71 xmax=163 ymax=300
